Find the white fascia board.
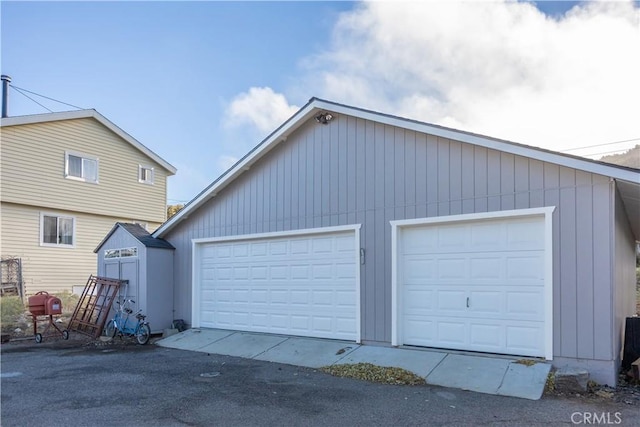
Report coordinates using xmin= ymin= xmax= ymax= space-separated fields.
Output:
xmin=191 ymin=224 xmax=361 ymax=245
xmin=155 ymin=97 xmax=638 ymax=237
xmin=0 ymin=109 xmax=96 ymax=126
xmin=1 ymin=109 xmax=177 ymax=175
xmin=154 ymin=101 xmax=320 ymax=237
xmin=318 ymin=100 xmax=640 ymax=184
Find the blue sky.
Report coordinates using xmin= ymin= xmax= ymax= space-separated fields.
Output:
xmin=2 ymin=1 xmax=638 ymax=204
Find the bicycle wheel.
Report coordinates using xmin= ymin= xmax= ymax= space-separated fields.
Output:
xmin=136 ymin=323 xmax=151 ymax=345
xmin=104 ymin=320 xmax=116 ymax=338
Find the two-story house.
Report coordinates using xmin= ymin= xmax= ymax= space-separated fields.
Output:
xmin=0 ymin=109 xmax=176 ymax=295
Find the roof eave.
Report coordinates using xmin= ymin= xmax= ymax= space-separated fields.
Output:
xmin=153 ymin=97 xmax=640 ymax=238
xmin=153 ymin=98 xmax=321 ymax=237
xmin=1 ymin=109 xmax=177 ymax=175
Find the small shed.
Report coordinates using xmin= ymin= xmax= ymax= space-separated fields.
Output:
xmin=95 ymin=223 xmax=174 ymax=333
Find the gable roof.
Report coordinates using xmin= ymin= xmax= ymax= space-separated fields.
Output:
xmin=95 ymin=222 xmax=175 ymax=253
xmin=0 ymin=109 xmax=177 ymax=174
xmin=153 ymin=97 xmax=640 ymax=238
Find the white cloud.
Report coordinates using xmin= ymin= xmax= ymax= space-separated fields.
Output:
xmin=225 ymin=87 xmax=299 ymax=135
xmin=229 ymin=1 xmax=640 ymax=156
xmin=315 ymin=0 xmax=640 ymax=154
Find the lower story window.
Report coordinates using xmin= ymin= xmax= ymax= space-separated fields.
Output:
xmin=41 ymin=214 xmax=75 ymax=247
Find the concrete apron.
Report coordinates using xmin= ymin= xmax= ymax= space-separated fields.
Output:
xmin=156 ymin=329 xmax=551 ymax=400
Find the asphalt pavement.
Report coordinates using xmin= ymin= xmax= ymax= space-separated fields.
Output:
xmin=1 ymin=337 xmax=637 ymax=427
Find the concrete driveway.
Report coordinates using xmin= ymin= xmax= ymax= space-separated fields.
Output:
xmin=157 ymin=329 xmax=551 ymax=400
xmin=1 ymin=338 xmax=637 ymax=427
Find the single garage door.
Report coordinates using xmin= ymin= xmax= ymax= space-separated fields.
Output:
xmin=396 ymin=213 xmax=549 ymax=358
xmin=194 ymin=227 xmax=359 ymax=341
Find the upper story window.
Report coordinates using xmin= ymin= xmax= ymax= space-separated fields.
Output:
xmin=40 ymin=213 xmax=75 ymax=247
xmin=138 ymin=165 xmax=154 ymax=185
xmin=65 ymin=151 xmax=98 ymax=183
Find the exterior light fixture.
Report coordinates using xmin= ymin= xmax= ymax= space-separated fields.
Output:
xmin=315 ymin=112 xmax=334 ymax=124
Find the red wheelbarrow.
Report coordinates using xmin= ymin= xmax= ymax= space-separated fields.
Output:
xmin=28 ymin=291 xmax=69 ymax=343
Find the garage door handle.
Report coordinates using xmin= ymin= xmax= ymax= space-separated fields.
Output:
xmin=466 ymin=297 xmax=470 ymax=308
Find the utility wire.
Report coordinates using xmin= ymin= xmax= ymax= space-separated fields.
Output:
xmin=10 ymin=84 xmax=84 ymax=110
xmin=560 ymin=137 xmax=640 ymax=152
xmin=11 ymin=86 xmax=53 ymax=113
xmin=583 ymin=148 xmax=639 ymax=158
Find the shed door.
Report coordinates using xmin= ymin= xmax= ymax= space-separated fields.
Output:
xmin=399 ymin=215 xmax=547 ymax=357
xmin=195 ymin=229 xmax=359 ymax=341
xmin=103 ymin=259 xmax=139 ymax=310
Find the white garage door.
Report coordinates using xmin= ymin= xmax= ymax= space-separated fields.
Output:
xmin=194 ymin=227 xmax=359 ymax=341
xmin=396 ymin=214 xmax=549 ymax=358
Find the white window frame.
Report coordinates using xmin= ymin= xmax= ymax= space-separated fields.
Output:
xmin=138 ymin=165 xmax=155 ymax=185
xmin=104 ymin=247 xmax=138 ymax=259
xmin=65 ymin=150 xmax=99 ymax=184
xmin=40 ymin=212 xmax=76 ymax=248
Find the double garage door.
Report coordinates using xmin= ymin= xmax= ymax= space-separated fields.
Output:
xmin=193 ymin=210 xmax=550 ymax=358
xmin=194 ymin=227 xmax=360 ymax=341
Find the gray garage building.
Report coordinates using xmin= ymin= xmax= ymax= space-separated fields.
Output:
xmin=153 ymin=98 xmax=639 ymax=386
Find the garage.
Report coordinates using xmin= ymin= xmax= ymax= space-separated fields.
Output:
xmin=391 ymin=208 xmax=553 ymax=359
xmin=192 ymin=225 xmax=361 ymax=341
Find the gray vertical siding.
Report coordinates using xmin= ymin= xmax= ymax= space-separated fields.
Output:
xmin=166 ymin=114 xmax=616 ymax=356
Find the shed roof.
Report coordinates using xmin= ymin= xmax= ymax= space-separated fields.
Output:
xmin=95 ymin=223 xmax=175 ymax=253
xmin=153 ymin=97 xmax=640 ymax=239
xmin=0 ymin=109 xmax=176 ymax=174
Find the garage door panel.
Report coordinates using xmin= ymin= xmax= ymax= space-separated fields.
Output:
xmin=404 ymin=318 xmax=435 ymax=345
xmin=506 ymin=324 xmax=544 ymax=356
xmin=470 ymin=257 xmax=503 ymax=279
xmin=403 ymin=257 xmax=436 ymax=282
xmin=250 ymin=242 xmax=268 ymax=256
xmin=468 ymin=291 xmax=502 ymax=314
xmin=506 ymin=219 xmax=545 ymax=249
xmin=437 ymin=258 xmax=467 ymax=279
xmin=469 ymin=323 xmax=502 ymax=348
xmin=437 ymin=321 xmax=466 ymax=344
xmin=506 ymin=291 xmax=544 ymax=319
xmin=197 ymin=229 xmax=358 ymax=341
xmin=437 ymin=290 xmax=467 ymax=312
xmin=399 ymin=215 xmax=547 ymax=357
xmin=290 ymin=239 xmax=309 ymax=254
xmin=506 ymin=255 xmax=544 ymax=281
xmin=269 ymin=241 xmax=287 ymax=255
xmin=470 ymin=222 xmax=506 ymax=248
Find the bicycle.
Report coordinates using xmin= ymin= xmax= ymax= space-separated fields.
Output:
xmin=104 ymin=299 xmax=151 ymax=345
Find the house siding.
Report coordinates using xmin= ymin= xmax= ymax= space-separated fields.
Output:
xmin=164 ymin=114 xmax=616 ymax=361
xmin=1 ymin=118 xmax=168 ymax=222
xmin=1 ymin=202 xmax=161 ymax=294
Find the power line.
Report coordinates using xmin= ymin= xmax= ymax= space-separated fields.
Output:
xmin=583 ymin=148 xmax=639 ymax=158
xmin=9 ymin=84 xmax=84 ymax=110
xmin=11 ymin=86 xmax=53 ymax=113
xmin=560 ymin=137 xmax=640 ymax=152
